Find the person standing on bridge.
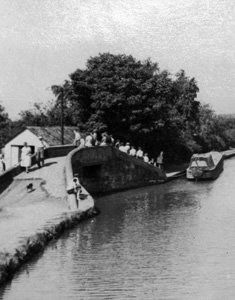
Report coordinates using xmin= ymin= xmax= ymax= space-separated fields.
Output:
xmin=115 ymin=139 xmax=120 ymax=148
xmin=129 ymin=146 xmax=136 ymax=157
xmin=110 ymin=135 xmax=115 ymax=145
xmin=118 ymin=142 xmax=126 ymax=152
xmin=143 ymin=153 xmax=149 ymax=163
xmin=85 ymin=133 xmax=93 ymax=147
xmin=101 ymin=132 xmax=112 ymax=146
xmin=73 ymin=128 xmax=81 ymax=146
xmin=136 ymin=147 xmax=143 ymax=159
xmin=92 ymin=131 xmax=98 ymax=146
xmin=124 ymin=142 xmax=131 ymax=154
xmin=157 ymin=151 xmax=164 ymax=170
xmin=79 ymin=134 xmax=86 ymax=149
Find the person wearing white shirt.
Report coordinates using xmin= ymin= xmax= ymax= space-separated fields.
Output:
xmin=79 ymin=136 xmax=85 ymax=148
xmin=136 ymin=147 xmax=144 ymax=159
xmin=124 ymin=142 xmax=130 ymax=154
xmin=21 ymin=142 xmax=32 ymax=173
xmin=129 ymin=146 xmax=136 ymax=157
xmin=119 ymin=143 xmax=126 ymax=152
xmin=85 ymin=133 xmax=93 ymax=147
xmin=73 ymin=129 xmax=81 ymax=146
xmin=143 ymin=153 xmax=149 ymax=163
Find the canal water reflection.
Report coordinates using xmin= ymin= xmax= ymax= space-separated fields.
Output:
xmin=1 ymin=159 xmax=235 ymax=299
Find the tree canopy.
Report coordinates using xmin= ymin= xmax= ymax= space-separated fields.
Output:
xmin=50 ymin=53 xmax=202 ymax=161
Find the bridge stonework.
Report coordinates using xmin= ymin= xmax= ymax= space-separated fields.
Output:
xmin=67 ymin=146 xmax=166 ymax=195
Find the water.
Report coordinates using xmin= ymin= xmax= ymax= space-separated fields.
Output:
xmin=1 ymin=159 xmax=235 ymax=299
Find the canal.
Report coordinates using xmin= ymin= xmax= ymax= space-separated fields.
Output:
xmin=1 ymin=159 xmax=235 ymax=299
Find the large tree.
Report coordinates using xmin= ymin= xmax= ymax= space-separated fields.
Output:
xmin=51 ymin=53 xmax=201 ymax=161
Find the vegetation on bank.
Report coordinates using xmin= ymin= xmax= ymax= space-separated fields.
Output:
xmin=1 ymin=53 xmax=235 ymax=163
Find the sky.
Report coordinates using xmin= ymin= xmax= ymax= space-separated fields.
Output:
xmin=0 ymin=0 xmax=234 ymax=119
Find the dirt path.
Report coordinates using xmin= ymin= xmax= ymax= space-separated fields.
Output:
xmin=0 ymin=157 xmax=69 ymax=253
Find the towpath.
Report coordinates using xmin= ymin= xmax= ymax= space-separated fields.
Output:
xmin=0 ymin=157 xmax=69 ymax=254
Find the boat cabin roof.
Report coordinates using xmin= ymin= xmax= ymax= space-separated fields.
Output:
xmin=190 ymin=151 xmax=222 ymax=168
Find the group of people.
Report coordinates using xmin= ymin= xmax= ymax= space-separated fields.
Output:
xmin=73 ymin=129 xmax=114 ymax=148
xmin=116 ymin=141 xmax=164 ymax=169
xmin=73 ymin=128 xmax=164 ymax=169
xmin=20 ymin=137 xmax=46 ymax=173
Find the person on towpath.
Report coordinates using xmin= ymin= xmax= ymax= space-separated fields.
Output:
xmin=21 ymin=142 xmax=32 ymax=173
xmin=0 ymin=154 xmax=6 ymax=173
xmin=36 ymin=136 xmax=46 ymax=168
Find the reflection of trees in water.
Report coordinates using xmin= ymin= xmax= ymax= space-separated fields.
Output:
xmin=72 ymin=182 xmax=210 ymax=249
xmin=52 ymin=180 xmax=214 ymax=286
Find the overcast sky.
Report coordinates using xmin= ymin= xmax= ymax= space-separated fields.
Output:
xmin=0 ymin=0 xmax=234 ymax=119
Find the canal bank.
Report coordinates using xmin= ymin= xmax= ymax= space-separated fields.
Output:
xmin=0 ymin=156 xmax=97 ymax=285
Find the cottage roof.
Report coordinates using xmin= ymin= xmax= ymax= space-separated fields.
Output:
xmin=27 ymin=126 xmax=77 ymax=146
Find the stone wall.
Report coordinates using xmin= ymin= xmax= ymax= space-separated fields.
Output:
xmin=45 ymin=145 xmax=75 ymax=158
xmin=69 ymin=146 xmax=166 ymax=195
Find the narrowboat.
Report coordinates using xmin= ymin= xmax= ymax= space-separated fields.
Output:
xmin=186 ymin=151 xmax=224 ymax=180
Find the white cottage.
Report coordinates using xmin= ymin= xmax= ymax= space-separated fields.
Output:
xmin=4 ymin=126 xmax=76 ymax=169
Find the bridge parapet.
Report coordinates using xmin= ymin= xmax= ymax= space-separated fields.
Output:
xmin=66 ymin=146 xmax=166 ymax=196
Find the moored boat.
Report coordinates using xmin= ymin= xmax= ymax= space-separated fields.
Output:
xmin=186 ymin=151 xmax=224 ymax=180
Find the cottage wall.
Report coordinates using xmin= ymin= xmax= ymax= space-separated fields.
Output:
xmin=4 ymin=129 xmax=49 ymax=169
